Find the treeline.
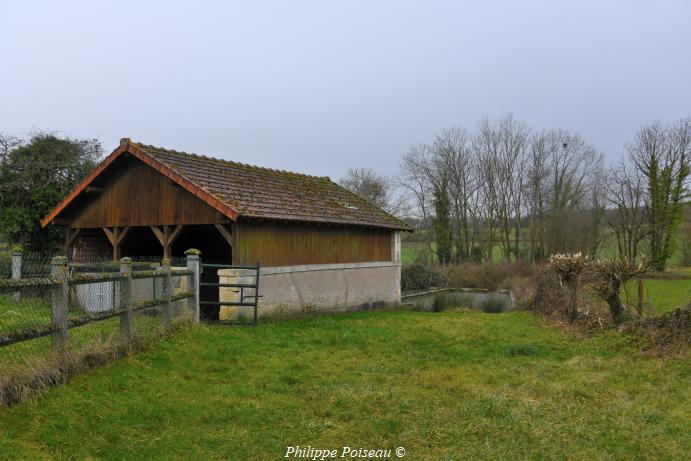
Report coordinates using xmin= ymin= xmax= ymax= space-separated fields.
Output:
xmin=342 ymin=114 xmax=690 ymax=271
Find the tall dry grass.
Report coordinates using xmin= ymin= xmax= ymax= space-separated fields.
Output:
xmin=0 ymin=316 xmax=193 ymax=407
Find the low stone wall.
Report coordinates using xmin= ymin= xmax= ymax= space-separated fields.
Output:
xmin=218 ymin=262 xmax=401 ymax=320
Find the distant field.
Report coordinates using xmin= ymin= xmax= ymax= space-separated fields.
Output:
xmin=625 ymin=278 xmax=691 ymax=316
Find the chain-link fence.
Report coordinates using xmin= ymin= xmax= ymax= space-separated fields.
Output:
xmin=0 ymin=252 xmax=200 ymax=404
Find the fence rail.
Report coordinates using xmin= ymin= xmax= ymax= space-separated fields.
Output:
xmin=0 ymin=253 xmax=202 ymax=360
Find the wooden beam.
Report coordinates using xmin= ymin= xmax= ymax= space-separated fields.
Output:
xmin=168 ymin=225 xmax=183 ymax=246
xmin=216 ymin=212 xmax=230 ymax=224
xmin=103 ymin=227 xmax=115 ymax=246
xmin=84 ymin=186 xmax=103 ymax=193
xmin=115 ymin=226 xmax=130 ymax=246
xmin=103 ymin=227 xmax=130 ymax=261
xmin=66 ymin=228 xmax=81 ymax=248
xmin=150 ymin=225 xmax=183 ymax=260
xmin=150 ymin=226 xmax=166 ymax=246
xmin=214 ymin=224 xmax=233 ymax=248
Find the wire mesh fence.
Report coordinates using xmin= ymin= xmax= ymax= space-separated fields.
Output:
xmin=0 ymin=252 xmax=198 ymax=374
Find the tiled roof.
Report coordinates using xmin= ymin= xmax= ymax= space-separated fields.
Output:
xmin=136 ymin=142 xmax=410 ymax=230
xmin=41 ymin=139 xmax=411 ymax=231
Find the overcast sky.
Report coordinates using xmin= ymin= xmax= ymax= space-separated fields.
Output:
xmin=1 ymin=1 xmax=690 ymax=178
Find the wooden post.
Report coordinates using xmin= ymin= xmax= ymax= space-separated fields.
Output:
xmin=151 ymin=225 xmax=183 ymax=261
xmin=119 ymin=257 xmax=133 ymax=341
xmin=11 ymin=250 xmax=21 ymax=302
xmin=50 ymin=256 xmax=69 ymax=350
xmin=65 ymin=228 xmax=80 ymax=257
xmin=637 ymin=279 xmax=644 ymax=317
xmin=103 ymin=227 xmax=130 ymax=261
xmin=162 ymin=258 xmax=172 ymax=325
xmin=185 ymin=249 xmax=201 ymax=323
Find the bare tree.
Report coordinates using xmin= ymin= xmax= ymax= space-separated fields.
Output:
xmin=526 ymin=130 xmax=554 ymax=262
xmin=0 ymin=134 xmax=21 ymax=160
xmin=545 ymin=131 xmax=603 ymax=255
xmin=473 ymin=115 xmax=529 ymax=262
xmin=433 ymin=127 xmax=479 ymax=262
xmin=606 ymin=161 xmax=647 ymax=262
xmin=339 ymin=167 xmax=407 ymax=216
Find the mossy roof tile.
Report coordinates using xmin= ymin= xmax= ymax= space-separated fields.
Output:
xmin=133 ymin=142 xmax=411 ymax=231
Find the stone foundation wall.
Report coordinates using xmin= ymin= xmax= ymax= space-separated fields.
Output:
xmin=218 ymin=262 xmax=401 ymax=320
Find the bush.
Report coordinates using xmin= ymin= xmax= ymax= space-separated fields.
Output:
xmin=401 ymin=264 xmax=446 ymax=292
xmin=445 ymin=262 xmax=534 ymax=291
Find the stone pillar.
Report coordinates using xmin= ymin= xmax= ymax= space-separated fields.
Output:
xmin=119 ymin=257 xmax=133 ymax=341
xmin=185 ymin=249 xmax=201 ymax=323
xmin=50 ymin=256 xmax=69 ymax=351
xmin=162 ymin=258 xmax=172 ymax=325
xmin=11 ymin=250 xmax=22 ymax=302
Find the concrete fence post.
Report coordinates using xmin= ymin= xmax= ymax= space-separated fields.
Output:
xmin=185 ymin=249 xmax=201 ymax=324
xmin=162 ymin=258 xmax=172 ymax=325
xmin=119 ymin=257 xmax=133 ymax=341
xmin=50 ymin=256 xmax=69 ymax=351
xmin=11 ymin=250 xmax=22 ymax=302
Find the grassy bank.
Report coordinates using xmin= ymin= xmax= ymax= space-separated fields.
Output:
xmin=0 ymin=309 xmax=688 ymax=459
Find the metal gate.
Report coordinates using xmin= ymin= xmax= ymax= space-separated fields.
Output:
xmin=199 ymin=263 xmax=260 ymax=326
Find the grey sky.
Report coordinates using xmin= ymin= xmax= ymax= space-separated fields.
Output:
xmin=1 ymin=1 xmax=690 ymax=178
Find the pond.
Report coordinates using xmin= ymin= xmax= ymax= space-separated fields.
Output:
xmin=402 ymin=288 xmax=515 ymax=313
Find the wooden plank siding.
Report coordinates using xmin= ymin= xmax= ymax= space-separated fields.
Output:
xmin=233 ymin=220 xmax=393 ymax=266
xmin=65 ymin=156 xmax=219 ymax=228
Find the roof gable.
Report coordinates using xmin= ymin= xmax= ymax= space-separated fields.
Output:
xmin=42 ymin=139 xmax=412 ymax=231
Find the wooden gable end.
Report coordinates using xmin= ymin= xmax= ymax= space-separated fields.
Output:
xmin=64 ymin=155 xmax=219 ymax=228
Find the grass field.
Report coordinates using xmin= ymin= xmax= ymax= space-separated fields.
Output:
xmin=0 ymin=309 xmax=688 ymax=460
xmin=624 ymin=278 xmax=691 ymax=316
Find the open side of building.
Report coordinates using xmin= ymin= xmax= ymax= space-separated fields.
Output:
xmin=41 ymin=138 xmax=411 ymax=319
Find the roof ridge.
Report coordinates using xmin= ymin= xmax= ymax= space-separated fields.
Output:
xmin=131 ymin=140 xmax=331 ymax=181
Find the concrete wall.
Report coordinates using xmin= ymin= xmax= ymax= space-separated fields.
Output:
xmin=218 ymin=261 xmax=401 ymax=320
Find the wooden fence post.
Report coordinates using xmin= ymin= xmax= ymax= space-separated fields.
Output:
xmin=11 ymin=250 xmax=22 ymax=302
xmin=119 ymin=257 xmax=133 ymax=341
xmin=50 ymin=256 xmax=69 ymax=350
xmin=162 ymin=258 xmax=171 ymax=325
xmin=185 ymin=249 xmax=201 ymax=324
xmin=637 ymin=279 xmax=644 ymax=317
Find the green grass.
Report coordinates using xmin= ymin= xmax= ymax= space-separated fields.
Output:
xmin=624 ymin=278 xmax=691 ymax=316
xmin=0 ymin=310 xmax=688 ymax=460
xmin=0 ymin=294 xmax=51 ymax=334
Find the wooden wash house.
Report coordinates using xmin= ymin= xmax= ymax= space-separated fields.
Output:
xmin=42 ymin=139 xmax=411 ymax=318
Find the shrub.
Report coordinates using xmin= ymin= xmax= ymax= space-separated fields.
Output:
xmin=445 ymin=262 xmax=534 ymax=291
xmin=401 ymin=264 xmax=446 ymax=292
xmin=528 ymin=268 xmax=569 ymax=316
